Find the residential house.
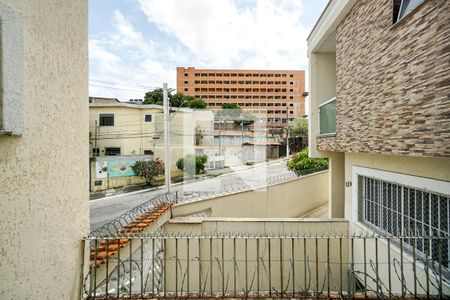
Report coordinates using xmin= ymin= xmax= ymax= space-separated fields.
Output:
xmin=0 ymin=0 xmax=88 ymax=298
xmin=308 ymin=0 xmax=449 ymax=293
xmin=89 ymin=100 xmax=214 ymax=190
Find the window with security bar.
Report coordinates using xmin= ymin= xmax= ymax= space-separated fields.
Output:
xmin=358 ymin=175 xmax=449 ymax=269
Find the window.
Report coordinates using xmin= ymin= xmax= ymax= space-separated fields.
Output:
xmin=105 ymin=147 xmax=121 ymax=156
xmin=184 ymin=80 xmax=188 ymax=84
xmin=145 ymin=114 xmax=152 ymax=122
xmin=144 ymin=150 xmax=154 ymax=155
xmin=92 ymin=148 xmax=99 ymax=156
xmin=184 ymin=73 xmax=188 ymax=77
xmin=184 ymin=88 xmax=188 ymax=92
xmin=99 ymin=114 xmax=114 ymax=126
xmin=394 ymin=0 xmax=425 ymax=23
xmin=357 ymin=170 xmax=449 ymax=270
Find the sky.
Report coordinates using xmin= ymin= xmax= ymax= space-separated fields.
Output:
xmin=89 ymin=0 xmax=329 ymax=101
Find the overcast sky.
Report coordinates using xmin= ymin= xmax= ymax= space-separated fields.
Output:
xmin=89 ymin=0 xmax=328 ymax=101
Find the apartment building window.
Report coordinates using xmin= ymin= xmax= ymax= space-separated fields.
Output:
xmin=184 ymin=73 xmax=188 ymax=77
xmin=356 ymin=169 xmax=449 ymax=269
xmin=282 ymin=74 xmax=287 ymax=77
xmin=290 ymin=74 xmax=293 ymax=77
xmin=184 ymin=80 xmax=188 ymax=84
xmin=290 ymin=111 xmax=293 ymax=114
xmin=201 ymin=73 xmax=207 ymax=77
xmin=208 ymin=73 xmax=215 ymax=76
xmin=290 ymin=89 xmax=294 ymax=92
xmin=290 ymin=96 xmax=293 ymax=99
xmin=195 ymin=80 xmax=200 ymax=84
xmin=394 ymin=0 xmax=425 ymax=23
xmin=253 ymin=73 xmax=259 ymax=77
xmin=275 ymin=74 xmax=281 ymax=77
xmin=216 ymin=73 xmax=222 ymax=77
xmin=195 ymin=73 xmax=200 ymax=77
xmin=99 ymin=114 xmax=114 ymax=126
xmin=290 ymin=103 xmax=294 ymax=106
xmin=216 ymin=81 xmax=223 ymax=84
xmin=245 ymin=73 xmax=251 ymax=77
xmin=144 ymin=114 xmax=152 ymax=122
xmin=195 ymin=88 xmax=200 ymax=92
xmin=208 ymin=81 xmax=215 ymax=84
xmin=105 ymin=147 xmax=121 ymax=156
xmin=184 ymin=88 xmax=188 ymax=92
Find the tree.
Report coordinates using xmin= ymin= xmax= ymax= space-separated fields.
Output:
xmin=288 ymin=118 xmax=308 ymax=136
xmin=143 ymin=88 xmax=168 ymax=106
xmin=132 ymin=158 xmax=164 ymax=185
xmin=188 ymin=98 xmax=207 ymax=109
xmin=287 ymin=148 xmax=328 ymax=176
xmin=176 ymin=154 xmax=208 ymax=177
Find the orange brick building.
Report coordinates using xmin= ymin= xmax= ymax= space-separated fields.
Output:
xmin=176 ymin=67 xmax=306 ymax=123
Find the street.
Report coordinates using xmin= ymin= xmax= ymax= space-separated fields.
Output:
xmin=90 ymin=160 xmax=291 ymax=231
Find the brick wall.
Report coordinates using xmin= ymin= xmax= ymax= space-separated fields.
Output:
xmin=317 ymin=0 xmax=450 ymax=157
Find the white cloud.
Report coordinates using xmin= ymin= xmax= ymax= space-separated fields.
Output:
xmin=138 ymin=0 xmax=309 ymax=69
xmin=89 ymin=1 xmax=311 ymax=100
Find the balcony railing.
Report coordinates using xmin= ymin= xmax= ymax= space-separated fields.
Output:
xmin=318 ymin=97 xmax=336 ymax=136
xmin=82 ymin=234 xmax=450 ymax=299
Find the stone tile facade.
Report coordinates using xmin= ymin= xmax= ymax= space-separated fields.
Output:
xmin=317 ymin=0 xmax=450 ymax=157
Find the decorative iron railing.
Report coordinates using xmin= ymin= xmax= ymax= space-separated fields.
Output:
xmin=82 ymin=234 xmax=450 ymax=299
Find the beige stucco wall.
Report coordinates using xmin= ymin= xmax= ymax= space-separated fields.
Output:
xmin=0 ymin=0 xmax=88 ymax=299
xmin=172 ymin=171 xmax=329 ymax=218
xmin=89 ymin=105 xmax=212 ymax=169
xmin=344 ymin=152 xmax=450 ymax=294
xmin=163 ymin=218 xmax=349 ymax=294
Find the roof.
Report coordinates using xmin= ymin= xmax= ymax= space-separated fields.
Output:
xmin=89 ymin=101 xmax=193 ymax=113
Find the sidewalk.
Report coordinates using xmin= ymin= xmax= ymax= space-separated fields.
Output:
xmin=89 ymin=157 xmax=289 ymax=200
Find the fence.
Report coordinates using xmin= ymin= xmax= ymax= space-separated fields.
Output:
xmin=90 ymin=170 xmax=321 ymax=237
xmin=82 ymin=234 xmax=450 ymax=299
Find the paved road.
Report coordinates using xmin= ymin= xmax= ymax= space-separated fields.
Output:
xmin=90 ymin=160 xmax=291 ymax=231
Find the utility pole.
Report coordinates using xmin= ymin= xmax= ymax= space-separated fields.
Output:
xmin=163 ymin=83 xmax=171 ymax=193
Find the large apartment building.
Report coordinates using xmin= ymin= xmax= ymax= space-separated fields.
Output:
xmin=176 ymin=67 xmax=307 ymax=123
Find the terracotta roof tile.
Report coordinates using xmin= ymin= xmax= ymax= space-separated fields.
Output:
xmin=89 ymin=203 xmax=172 ymax=267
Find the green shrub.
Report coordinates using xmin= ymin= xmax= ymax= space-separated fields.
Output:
xmin=132 ymin=158 xmax=164 ymax=185
xmin=176 ymin=154 xmax=208 ymax=176
xmin=287 ymin=148 xmax=328 ymax=176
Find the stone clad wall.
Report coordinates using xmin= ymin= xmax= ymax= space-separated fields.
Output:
xmin=317 ymin=0 xmax=450 ymax=157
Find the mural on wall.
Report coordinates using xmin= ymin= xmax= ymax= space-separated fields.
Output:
xmin=108 ymin=160 xmax=137 ymax=178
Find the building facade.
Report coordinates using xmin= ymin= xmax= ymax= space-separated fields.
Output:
xmin=89 ymin=101 xmax=215 ymax=189
xmin=308 ymin=0 xmax=450 ymax=293
xmin=0 ymin=0 xmax=88 ymax=298
xmin=176 ymin=67 xmax=307 ymax=123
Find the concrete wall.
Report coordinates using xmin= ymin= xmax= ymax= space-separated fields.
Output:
xmin=163 ymin=218 xmax=349 ymax=294
xmin=172 ymin=171 xmax=328 ymax=218
xmin=308 ymin=52 xmax=336 ymax=158
xmin=0 ymin=0 xmax=88 ymax=298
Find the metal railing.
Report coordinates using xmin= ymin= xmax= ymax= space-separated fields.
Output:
xmin=82 ymin=234 xmax=450 ymax=299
